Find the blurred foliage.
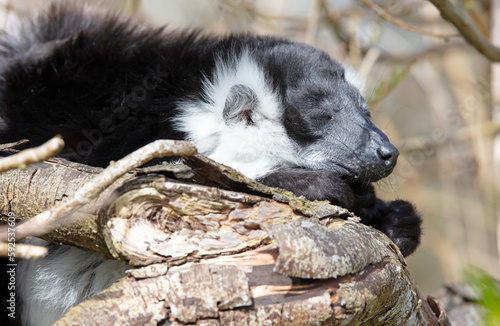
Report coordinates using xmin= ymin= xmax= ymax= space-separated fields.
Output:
xmin=465 ymin=266 xmax=500 ymax=326
xmin=368 ymin=58 xmax=416 ymax=107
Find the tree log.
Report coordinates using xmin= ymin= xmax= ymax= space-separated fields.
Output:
xmin=0 ymin=154 xmax=448 ymax=325
xmin=54 ymin=241 xmax=442 ymax=325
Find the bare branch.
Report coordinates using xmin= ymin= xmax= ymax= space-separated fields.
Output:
xmin=362 ymin=0 xmax=459 ymax=39
xmin=0 ymin=135 xmax=64 ymax=173
xmin=428 ymin=0 xmax=500 ymax=62
xmin=463 ymin=0 xmax=489 ymax=38
xmin=0 ymin=139 xmax=29 ymax=151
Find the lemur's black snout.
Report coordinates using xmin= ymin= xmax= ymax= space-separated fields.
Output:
xmin=377 ymin=143 xmax=399 ymax=169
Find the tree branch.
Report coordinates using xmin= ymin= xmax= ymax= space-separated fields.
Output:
xmin=362 ymin=0 xmax=459 ymax=39
xmin=428 ymin=0 xmax=500 ymax=62
xmin=0 ymin=139 xmax=29 ymax=152
xmin=0 ymin=135 xmax=64 ymax=173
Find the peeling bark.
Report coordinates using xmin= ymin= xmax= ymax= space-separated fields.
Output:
xmin=55 ymin=240 xmax=442 ymax=325
xmin=262 ymin=219 xmax=405 ymax=279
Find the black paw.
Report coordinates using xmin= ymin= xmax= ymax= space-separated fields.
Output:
xmin=257 ymin=168 xmax=355 ymax=210
xmin=375 ymin=200 xmax=422 ymax=257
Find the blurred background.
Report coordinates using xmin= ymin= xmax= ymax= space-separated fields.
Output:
xmin=1 ymin=0 xmax=499 ymax=306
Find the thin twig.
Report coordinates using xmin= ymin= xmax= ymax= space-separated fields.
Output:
xmin=463 ymin=0 xmax=489 ymax=38
xmin=348 ymin=11 xmax=363 ymax=64
xmin=376 ymin=41 xmax=465 ymax=63
xmin=0 ymin=139 xmax=198 ymax=242
xmin=357 ymin=46 xmax=380 ymax=91
xmin=428 ymin=0 xmax=500 ymax=62
xmin=320 ymin=0 xmax=349 ymax=45
xmin=305 ymin=0 xmax=321 ymax=45
xmin=362 ymin=0 xmax=460 ymax=39
xmin=0 ymin=135 xmax=64 ymax=173
xmin=0 ymin=139 xmax=29 ymax=151
xmin=0 ymin=242 xmax=48 ymax=259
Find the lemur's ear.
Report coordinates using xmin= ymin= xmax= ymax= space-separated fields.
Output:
xmin=223 ymin=84 xmax=259 ymax=126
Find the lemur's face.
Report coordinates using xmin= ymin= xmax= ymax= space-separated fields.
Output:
xmin=278 ymin=49 xmax=399 ymax=182
xmin=176 ymin=44 xmax=398 ymax=181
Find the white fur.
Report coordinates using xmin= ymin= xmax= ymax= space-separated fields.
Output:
xmin=174 ymin=50 xmax=300 ymax=179
xmin=18 ymin=238 xmax=129 ymax=326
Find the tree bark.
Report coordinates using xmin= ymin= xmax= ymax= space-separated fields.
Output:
xmin=0 ymin=155 xmax=448 ymax=325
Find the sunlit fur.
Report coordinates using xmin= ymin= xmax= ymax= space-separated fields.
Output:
xmin=0 ymin=4 xmax=421 ymax=326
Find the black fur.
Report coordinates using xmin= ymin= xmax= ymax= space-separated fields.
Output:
xmin=0 ymin=4 xmax=421 ymax=257
xmin=350 ymin=183 xmax=421 ymax=255
xmin=257 ymin=168 xmax=356 ymax=210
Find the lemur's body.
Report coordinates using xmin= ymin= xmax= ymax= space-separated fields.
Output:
xmin=0 ymin=4 xmax=421 ymax=325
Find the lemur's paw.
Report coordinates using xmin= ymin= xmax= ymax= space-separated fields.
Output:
xmin=378 ymin=200 xmax=422 ymax=257
xmin=258 ymin=168 xmax=355 ymax=210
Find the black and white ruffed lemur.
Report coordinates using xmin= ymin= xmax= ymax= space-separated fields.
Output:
xmin=0 ymin=4 xmax=421 ymax=325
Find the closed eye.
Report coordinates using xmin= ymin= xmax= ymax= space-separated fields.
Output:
xmin=308 ymin=113 xmax=334 ymax=130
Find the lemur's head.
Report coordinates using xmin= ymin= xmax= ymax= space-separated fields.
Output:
xmin=175 ymin=40 xmax=398 ymax=182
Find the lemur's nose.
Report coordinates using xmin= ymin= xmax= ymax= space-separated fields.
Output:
xmin=377 ymin=144 xmax=399 ymax=168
